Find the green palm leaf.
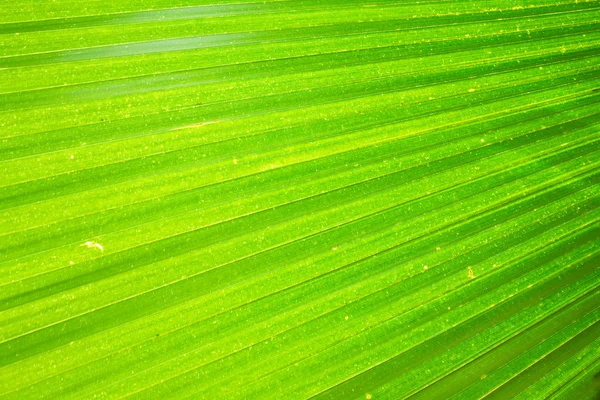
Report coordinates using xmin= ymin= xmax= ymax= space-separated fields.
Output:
xmin=1 ymin=0 xmax=599 ymax=398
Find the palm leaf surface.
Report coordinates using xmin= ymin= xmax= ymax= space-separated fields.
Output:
xmin=0 ymin=0 xmax=599 ymax=398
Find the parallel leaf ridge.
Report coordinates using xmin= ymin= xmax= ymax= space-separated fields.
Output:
xmin=0 ymin=1 xmax=599 ymax=399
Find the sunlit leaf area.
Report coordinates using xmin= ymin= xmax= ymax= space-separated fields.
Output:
xmin=1 ymin=0 xmax=599 ymax=399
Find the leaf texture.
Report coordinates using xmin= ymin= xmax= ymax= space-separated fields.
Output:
xmin=0 ymin=0 xmax=599 ymax=399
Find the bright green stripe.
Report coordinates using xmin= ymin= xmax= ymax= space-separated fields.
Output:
xmin=79 ymin=188 xmax=600 ymax=399
xmin=1 ymin=0 xmax=416 ymax=34
xmin=3 ymin=40 xmax=598 ymax=166
xmin=1 ymin=122 xmax=596 ymax=300
xmin=0 ymin=0 xmax=472 ymax=24
xmin=3 ymin=179 xmax=597 ymax=395
xmin=2 ymin=1 xmax=599 ymax=398
xmin=1 ymin=10 xmax=598 ymax=93
xmin=2 ymin=71 xmax=598 ymax=231
xmin=3 ymin=90 xmax=598 ymax=265
xmin=3 ymin=148 xmax=597 ymax=346
xmin=4 ymin=0 xmax=592 ymax=25
xmin=3 ymin=116 xmax=598 ymax=306
xmin=1 ymin=152 xmax=597 ymax=383
xmin=2 ymin=108 xmax=599 ymax=293
xmin=3 ymin=57 xmax=598 ymax=202
xmin=229 ymin=236 xmax=600 ymax=399
xmin=2 ymin=124 xmax=596 ymax=322
xmin=2 ymin=32 xmax=598 ymax=113
xmin=3 ymin=39 xmax=596 ymax=140
xmin=2 ymin=2 xmax=594 ymax=59
xmin=0 ymin=186 xmax=592 ymax=396
xmin=0 ymin=0 xmax=276 ymax=23
xmin=114 ymin=252 xmax=600 ymax=398
xmin=4 ymin=182 xmax=599 ymax=398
